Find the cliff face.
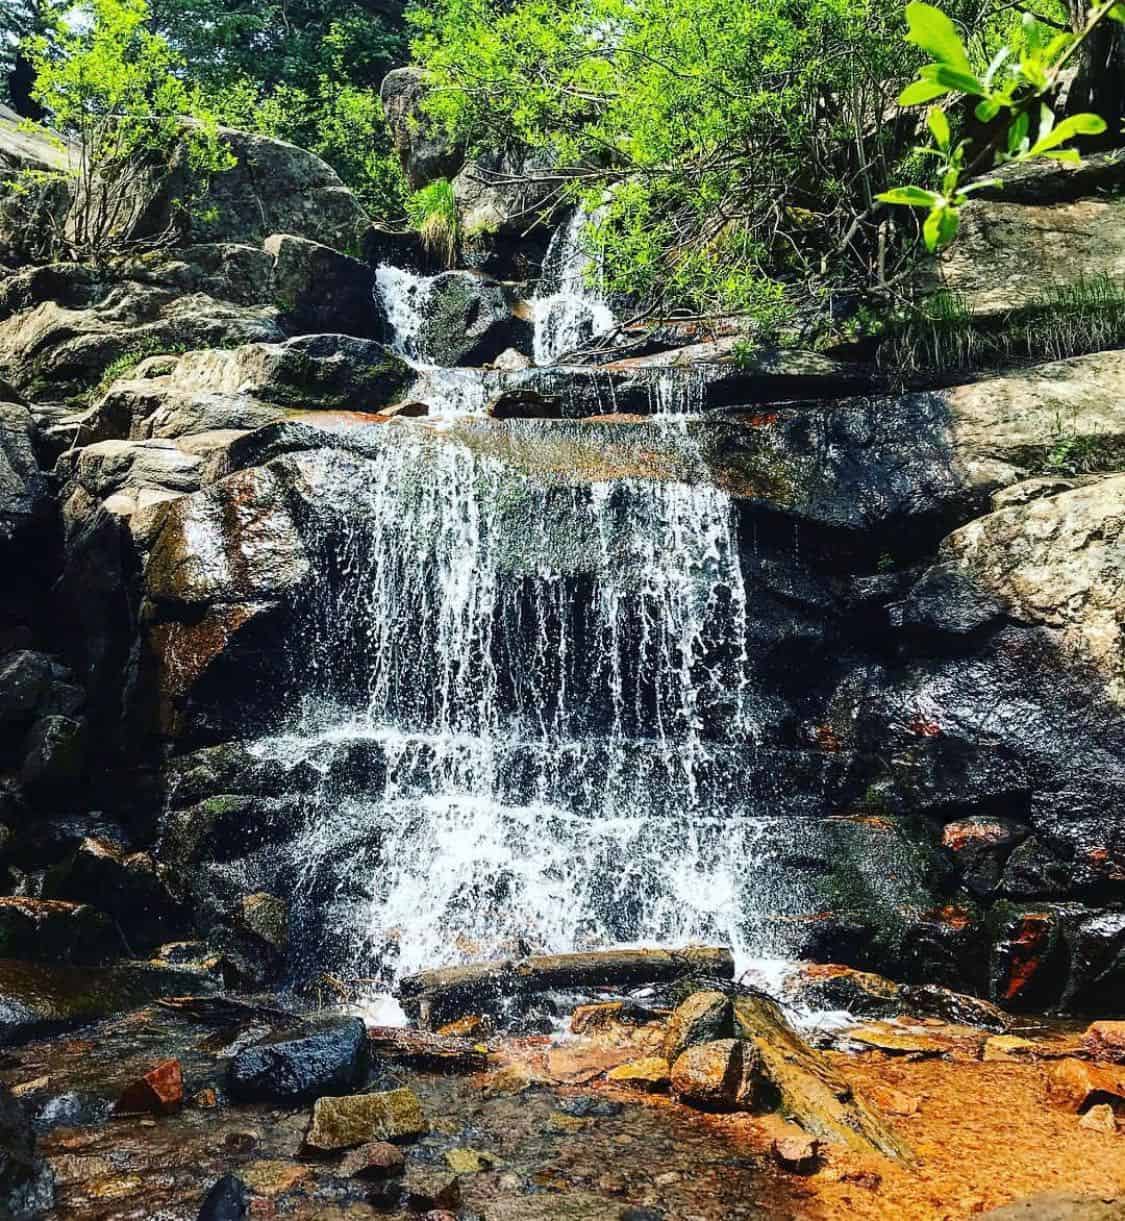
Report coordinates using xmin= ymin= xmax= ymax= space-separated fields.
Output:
xmin=0 ymin=110 xmax=1123 ymax=1017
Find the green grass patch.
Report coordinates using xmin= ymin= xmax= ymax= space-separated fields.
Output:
xmin=880 ymin=276 xmax=1125 ymax=378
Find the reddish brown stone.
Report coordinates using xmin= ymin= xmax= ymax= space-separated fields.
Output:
xmin=1081 ymin=1021 xmax=1125 ymax=1063
xmin=1047 ymin=1057 xmax=1125 ymax=1113
xmin=114 ymin=1059 xmax=183 ymax=1114
xmin=999 ymin=912 xmax=1053 ymax=1004
xmin=340 ymin=1141 xmax=406 ymax=1180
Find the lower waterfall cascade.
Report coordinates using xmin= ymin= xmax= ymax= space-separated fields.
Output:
xmin=254 ymin=426 xmax=793 ymax=1008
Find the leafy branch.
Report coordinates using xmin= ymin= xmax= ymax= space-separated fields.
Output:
xmin=878 ymin=0 xmax=1122 ymax=250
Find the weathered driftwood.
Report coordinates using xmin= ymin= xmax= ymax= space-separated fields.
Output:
xmin=732 ymin=994 xmax=912 ymax=1163
xmin=367 ymin=1025 xmax=489 ymax=1072
xmin=398 ymin=946 xmax=734 ymax=1028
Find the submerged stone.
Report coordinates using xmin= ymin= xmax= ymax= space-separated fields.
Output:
xmin=305 ymin=1087 xmax=426 ymax=1151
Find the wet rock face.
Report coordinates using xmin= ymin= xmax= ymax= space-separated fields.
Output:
xmin=412 ymin=272 xmax=533 ymax=366
xmin=226 ymin=1016 xmax=368 ymax=1103
xmin=380 ymin=68 xmax=464 ymax=191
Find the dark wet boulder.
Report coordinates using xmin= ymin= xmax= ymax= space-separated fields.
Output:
xmin=197 ymin=1173 xmax=249 ymax=1221
xmin=42 ymin=837 xmax=185 ymax=947
xmin=265 ymin=234 xmax=379 ymax=339
xmin=226 ymin=1016 xmax=368 ymax=1102
xmin=1060 ymin=911 xmax=1125 ymax=1012
xmin=19 ymin=715 xmax=87 ymax=800
xmin=941 ymin=817 xmax=1028 ymax=897
xmin=0 ymin=1084 xmax=54 ymax=1220
xmin=0 ymin=651 xmax=78 ymax=729
xmin=0 ymin=898 xmax=117 ymax=965
xmin=0 ymin=959 xmax=218 ymax=1044
xmin=412 ymin=272 xmax=532 ymax=367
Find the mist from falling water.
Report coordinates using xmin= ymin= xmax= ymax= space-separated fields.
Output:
xmin=252 ymin=428 xmax=789 ymax=1002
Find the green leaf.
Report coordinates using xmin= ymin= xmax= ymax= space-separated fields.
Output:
xmin=922 ymin=63 xmax=985 ymax=96
xmin=877 ymin=186 xmax=942 ymax=207
xmin=974 ymin=97 xmax=1002 ymax=122
xmin=1028 ymin=111 xmax=1107 ymax=155
xmin=927 ymin=106 xmax=951 ymax=150
xmin=923 ymin=203 xmax=960 ymax=251
xmin=1042 ymin=149 xmax=1082 ymax=163
xmin=905 ymin=2 xmax=972 ymax=72
xmin=1110 ymin=3 xmax=1125 ymax=23
xmin=1007 ymin=111 xmax=1030 ymax=155
xmin=899 ymin=79 xmax=950 ymax=105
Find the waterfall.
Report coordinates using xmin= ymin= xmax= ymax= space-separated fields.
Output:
xmin=255 ymin=428 xmax=778 ymax=999
xmin=532 ymin=208 xmax=617 ymax=365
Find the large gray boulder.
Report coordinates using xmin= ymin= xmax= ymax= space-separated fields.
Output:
xmin=0 ymin=280 xmax=283 ymax=400
xmin=937 ymin=474 xmax=1125 ymax=706
xmin=915 ymin=155 xmax=1125 ymax=318
xmin=380 ymin=68 xmax=464 ymax=191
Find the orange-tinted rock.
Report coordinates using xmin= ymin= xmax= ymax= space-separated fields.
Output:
xmin=866 ymin=1085 xmax=920 ymax=1117
xmin=1081 ymin=1021 xmax=1125 ymax=1063
xmin=772 ymin=1134 xmax=821 ymax=1174
xmin=114 ymin=1059 xmax=183 ymax=1114
xmin=605 ymin=1057 xmax=671 ymax=1092
xmin=992 ymin=911 xmax=1057 ymax=1007
xmin=544 ymin=1043 xmax=635 ymax=1084
xmin=1048 ymin=1058 xmax=1125 ymax=1113
xmin=1080 ymin=1103 xmax=1118 ymax=1132
xmin=436 ymin=1015 xmax=491 ymax=1040
xmin=570 ymin=1002 xmax=627 ymax=1034
xmin=669 ymin=1039 xmax=763 ymax=1110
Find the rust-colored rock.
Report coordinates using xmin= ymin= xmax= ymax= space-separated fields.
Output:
xmin=436 ymin=1014 xmax=491 ymax=1040
xmin=866 ymin=1084 xmax=920 ymax=1117
xmin=113 ymin=1059 xmax=183 ymax=1114
xmin=772 ymin=1134 xmax=821 ymax=1174
xmin=544 ymin=1043 xmax=635 ymax=1084
xmin=669 ymin=1039 xmax=763 ymax=1110
xmin=1081 ymin=1021 xmax=1125 ymax=1064
xmin=1048 ymin=1058 xmax=1125 ymax=1113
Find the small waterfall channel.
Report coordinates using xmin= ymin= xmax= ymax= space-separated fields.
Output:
xmin=254 ymin=215 xmax=795 ymax=1016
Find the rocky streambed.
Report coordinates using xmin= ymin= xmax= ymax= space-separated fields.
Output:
xmin=3 ymin=956 xmax=1125 ymax=1221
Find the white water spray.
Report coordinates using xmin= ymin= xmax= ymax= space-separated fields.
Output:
xmin=532 ymin=209 xmax=617 ymax=366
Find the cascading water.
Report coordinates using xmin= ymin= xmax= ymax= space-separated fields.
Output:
xmin=531 ymin=208 xmax=617 ymax=365
xmin=254 ymin=425 xmax=788 ymax=1005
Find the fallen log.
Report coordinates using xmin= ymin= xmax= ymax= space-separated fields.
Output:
xmin=367 ymin=1026 xmax=489 ymax=1072
xmin=398 ymin=946 xmax=734 ymax=1029
xmin=733 ymin=994 xmax=913 ymax=1162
